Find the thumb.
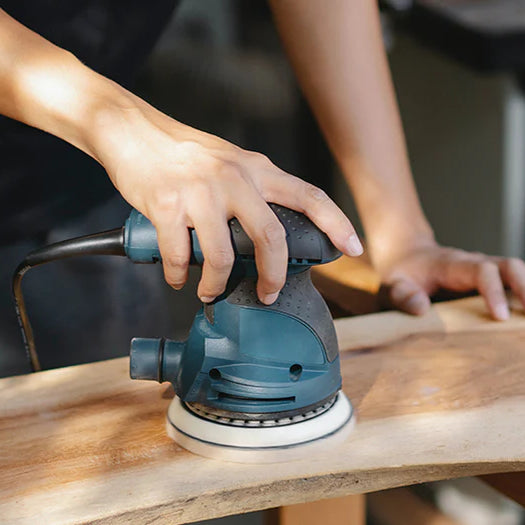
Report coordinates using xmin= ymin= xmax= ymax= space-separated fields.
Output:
xmin=384 ymin=277 xmax=431 ymax=315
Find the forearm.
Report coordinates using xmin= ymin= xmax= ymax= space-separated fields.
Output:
xmin=0 ymin=9 xmax=139 ymax=164
xmin=0 ymin=8 xmax=363 ymax=304
xmin=269 ymin=0 xmax=434 ymax=263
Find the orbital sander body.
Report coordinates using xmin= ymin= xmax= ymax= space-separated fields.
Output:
xmin=14 ymin=205 xmax=354 ymax=462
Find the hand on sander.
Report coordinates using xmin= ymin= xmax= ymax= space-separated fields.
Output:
xmin=13 ymin=205 xmax=354 ymax=462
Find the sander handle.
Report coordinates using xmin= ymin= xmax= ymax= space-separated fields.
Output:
xmin=124 ymin=204 xmax=341 ymax=266
xmin=12 ymin=204 xmax=340 ymax=373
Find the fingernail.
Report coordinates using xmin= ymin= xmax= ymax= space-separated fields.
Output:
xmin=494 ymin=303 xmax=510 ymax=321
xmin=346 ymin=233 xmax=364 ymax=256
xmin=200 ymin=296 xmax=215 ymax=304
xmin=262 ymin=292 xmax=279 ymax=305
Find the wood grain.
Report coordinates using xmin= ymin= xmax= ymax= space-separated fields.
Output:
xmin=312 ymin=254 xmax=380 ymax=315
xmin=1 ymin=296 xmax=524 ymax=524
xmin=316 ymin=255 xmax=525 ymax=507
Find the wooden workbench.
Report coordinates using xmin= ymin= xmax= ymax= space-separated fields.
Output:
xmin=1 ymin=283 xmax=524 ymax=524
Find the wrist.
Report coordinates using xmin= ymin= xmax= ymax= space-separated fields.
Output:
xmin=76 ymin=69 xmax=142 ymax=165
xmin=341 ymin=156 xmax=436 ymax=267
xmin=366 ymin=220 xmax=436 ymax=272
xmin=21 ymin=50 xmax=135 ymax=161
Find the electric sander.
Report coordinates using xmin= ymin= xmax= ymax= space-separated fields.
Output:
xmin=13 ymin=204 xmax=354 ymax=463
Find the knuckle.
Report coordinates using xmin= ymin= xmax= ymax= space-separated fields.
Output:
xmin=216 ymin=162 xmax=244 ymax=186
xmin=153 ymin=193 xmax=181 ymax=216
xmin=470 ymin=251 xmax=484 ymax=259
xmin=251 ymin=152 xmax=273 ymax=167
xmin=481 ymin=260 xmax=498 ymax=272
xmin=336 ymin=216 xmax=352 ymax=233
xmin=259 ymin=220 xmax=286 ymax=247
xmin=261 ymin=273 xmax=286 ymax=292
xmin=206 ymin=248 xmax=235 ymax=270
xmin=176 ymin=140 xmax=207 ymax=161
xmin=165 ymin=253 xmax=190 ymax=269
xmin=450 ymin=248 xmax=469 ymax=260
xmin=507 ymin=257 xmax=525 ymax=272
xmin=190 ymin=177 xmax=215 ymax=201
xmin=477 ymin=261 xmax=501 ymax=286
xmin=304 ymin=183 xmax=329 ymax=205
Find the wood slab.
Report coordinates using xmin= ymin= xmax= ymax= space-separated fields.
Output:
xmin=1 ymin=296 xmax=525 ymax=524
xmin=313 ymin=255 xmax=525 ymax=507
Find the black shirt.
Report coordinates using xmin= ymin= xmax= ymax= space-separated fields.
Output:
xmin=0 ymin=0 xmax=178 ymax=243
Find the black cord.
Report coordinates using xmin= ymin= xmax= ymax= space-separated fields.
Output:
xmin=12 ymin=228 xmax=126 ymax=372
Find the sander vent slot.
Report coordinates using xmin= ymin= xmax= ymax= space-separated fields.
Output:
xmin=217 ymin=392 xmax=295 ymax=404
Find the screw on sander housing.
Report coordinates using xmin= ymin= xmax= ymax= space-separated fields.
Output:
xmin=127 ymin=205 xmax=344 ymax=418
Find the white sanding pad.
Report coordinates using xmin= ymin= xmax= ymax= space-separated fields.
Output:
xmin=166 ymin=392 xmax=354 ymax=463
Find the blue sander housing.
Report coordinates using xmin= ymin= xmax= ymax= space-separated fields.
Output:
xmin=13 ymin=204 xmax=354 ymax=462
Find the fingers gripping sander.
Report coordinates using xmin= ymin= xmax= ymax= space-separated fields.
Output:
xmin=127 ymin=205 xmax=353 ymax=461
xmin=13 ymin=205 xmax=354 ymax=463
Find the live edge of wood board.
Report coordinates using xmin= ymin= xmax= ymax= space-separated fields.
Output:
xmin=0 ymin=292 xmax=524 ymax=524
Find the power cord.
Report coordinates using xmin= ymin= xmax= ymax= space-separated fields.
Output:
xmin=12 ymin=228 xmax=126 ymax=372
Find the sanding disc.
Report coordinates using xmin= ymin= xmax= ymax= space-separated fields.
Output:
xmin=166 ymin=392 xmax=354 ymax=463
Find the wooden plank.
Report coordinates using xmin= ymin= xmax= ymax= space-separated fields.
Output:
xmin=264 ymin=495 xmax=365 ymax=525
xmin=1 ymin=296 xmax=525 ymax=524
xmin=312 ymin=254 xmax=380 ymax=296
xmin=311 ymin=254 xmax=380 ymax=315
xmin=312 ymin=254 xmax=514 ymax=319
xmin=368 ymin=488 xmax=460 ymax=525
xmin=315 ymin=255 xmax=525 ymax=504
xmin=334 ymin=293 xmax=525 ymax=352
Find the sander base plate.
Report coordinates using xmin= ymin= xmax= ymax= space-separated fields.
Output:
xmin=166 ymin=392 xmax=354 ymax=463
